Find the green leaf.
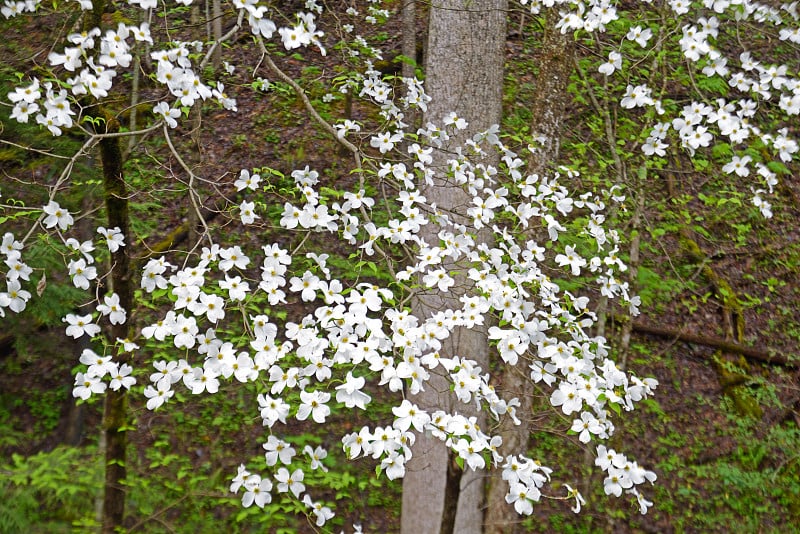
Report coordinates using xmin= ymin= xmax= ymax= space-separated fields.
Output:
xmin=697 ymin=75 xmax=729 ymax=95
xmin=767 ymin=160 xmax=790 ymax=175
xmin=712 ymin=142 xmax=733 ymax=160
xmin=0 ymin=210 xmax=38 ymax=225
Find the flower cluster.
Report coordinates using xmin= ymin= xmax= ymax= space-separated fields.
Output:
xmin=73 ymin=348 xmax=136 ymax=400
xmin=502 ymin=454 xmax=554 ymax=514
xmin=202 ymin=103 xmax=657 ymax=513
xmin=0 ymin=232 xmax=31 ymax=315
xmin=230 ymin=463 xmax=334 ymax=526
xmin=3 ymin=2 xmax=339 ymax=137
xmin=583 ymin=0 xmax=800 ymax=215
xmin=596 ymin=445 xmax=656 ymax=514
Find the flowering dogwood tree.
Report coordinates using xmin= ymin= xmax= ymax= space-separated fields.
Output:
xmin=2 ymin=0 xmax=799 ymax=530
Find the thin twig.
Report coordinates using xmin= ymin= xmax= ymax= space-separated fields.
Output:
xmin=162 ymin=125 xmax=211 ymax=245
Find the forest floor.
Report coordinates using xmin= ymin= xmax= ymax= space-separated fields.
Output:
xmin=1 ymin=2 xmax=800 ymax=533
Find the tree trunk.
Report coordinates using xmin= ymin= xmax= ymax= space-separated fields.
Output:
xmin=484 ymin=367 xmax=533 ymax=534
xmin=402 ymin=2 xmax=507 ymax=534
xmin=526 ymin=10 xmax=575 ymax=177
xmin=485 ymin=11 xmax=574 ymax=534
xmin=212 ymin=0 xmax=222 ymax=70
xmin=99 ymin=116 xmax=134 ymax=534
xmin=402 ymin=0 xmax=416 ymax=79
xmin=82 ymin=4 xmax=135 ymax=531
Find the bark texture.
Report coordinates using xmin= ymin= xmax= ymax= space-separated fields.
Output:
xmin=526 ymin=11 xmax=575 ymax=177
xmin=483 ymin=366 xmax=534 ymax=534
xmin=99 ymin=116 xmax=133 ymax=534
xmin=82 ymin=7 xmax=132 ymax=532
xmin=402 ymin=0 xmax=417 ymax=79
xmin=402 ymin=2 xmax=507 ymax=533
xmin=485 ymin=12 xmax=575 ymax=533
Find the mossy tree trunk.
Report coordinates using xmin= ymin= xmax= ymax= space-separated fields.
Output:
xmin=99 ymin=116 xmax=133 ymax=534
xmin=525 ymin=11 xmax=575 ymax=178
xmin=484 ymin=11 xmax=575 ymax=534
xmin=82 ymin=2 xmax=135 ymax=531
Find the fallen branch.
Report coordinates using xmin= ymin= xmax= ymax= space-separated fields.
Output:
xmin=141 ymin=205 xmax=221 ymax=258
xmin=615 ymin=317 xmax=794 ymax=367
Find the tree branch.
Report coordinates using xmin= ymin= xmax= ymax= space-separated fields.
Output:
xmin=613 ymin=316 xmax=794 ymax=367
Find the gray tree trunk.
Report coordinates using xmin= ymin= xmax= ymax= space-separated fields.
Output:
xmin=402 ymin=2 xmax=507 ymax=534
xmin=401 ymin=0 xmax=416 ymax=79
